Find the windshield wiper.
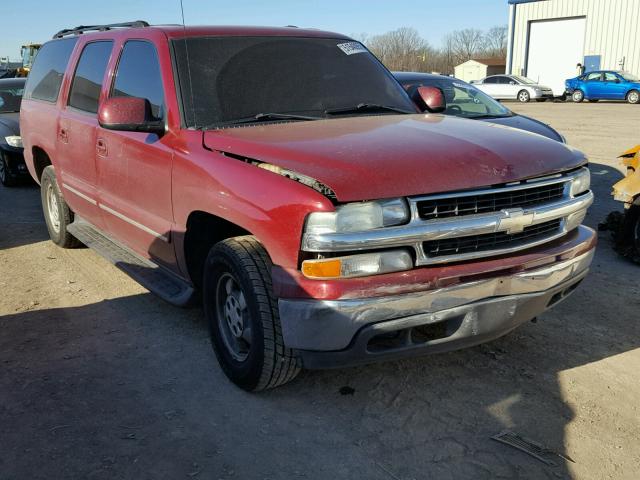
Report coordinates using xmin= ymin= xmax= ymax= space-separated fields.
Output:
xmin=324 ymin=103 xmax=414 ymax=115
xmin=209 ymin=112 xmax=322 ymax=128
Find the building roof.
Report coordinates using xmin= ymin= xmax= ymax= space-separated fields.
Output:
xmin=471 ymin=57 xmax=507 ymax=66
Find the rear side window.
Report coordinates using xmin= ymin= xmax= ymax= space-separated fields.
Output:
xmin=111 ymin=41 xmax=164 ymax=120
xmin=24 ymin=38 xmax=78 ymax=103
xmin=68 ymin=41 xmax=113 ymax=113
xmin=484 ymin=77 xmax=498 ymax=84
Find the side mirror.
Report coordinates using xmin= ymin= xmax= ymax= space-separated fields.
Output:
xmin=98 ymin=97 xmax=165 ymax=136
xmin=414 ymin=86 xmax=446 ymax=113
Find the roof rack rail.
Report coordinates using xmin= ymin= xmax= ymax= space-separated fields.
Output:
xmin=53 ymin=21 xmax=150 ymax=39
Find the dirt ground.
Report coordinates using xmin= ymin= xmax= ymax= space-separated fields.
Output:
xmin=1 ymin=102 xmax=639 ymax=480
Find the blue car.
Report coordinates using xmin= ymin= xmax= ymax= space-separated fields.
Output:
xmin=565 ymin=70 xmax=640 ymax=104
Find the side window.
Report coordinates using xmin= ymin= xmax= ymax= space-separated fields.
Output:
xmin=586 ymin=72 xmax=601 ymax=82
xmin=24 ymin=38 xmax=78 ymax=103
xmin=111 ymin=41 xmax=164 ymax=120
xmin=484 ymin=77 xmax=497 ymax=84
xmin=497 ymin=76 xmax=510 ymax=84
xmin=68 ymin=41 xmax=113 ymax=113
xmin=604 ymin=72 xmax=618 ymax=82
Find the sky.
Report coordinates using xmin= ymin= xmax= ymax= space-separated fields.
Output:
xmin=0 ymin=0 xmax=508 ymax=61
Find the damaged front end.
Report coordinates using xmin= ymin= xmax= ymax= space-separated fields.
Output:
xmin=606 ymin=145 xmax=640 ymax=262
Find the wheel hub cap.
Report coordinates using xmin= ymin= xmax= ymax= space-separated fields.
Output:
xmin=47 ymin=185 xmax=61 ymax=233
xmin=216 ymin=274 xmax=251 ymax=362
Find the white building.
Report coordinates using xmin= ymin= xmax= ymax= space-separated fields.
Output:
xmin=506 ymin=0 xmax=640 ymax=96
xmin=454 ymin=58 xmax=506 ymax=83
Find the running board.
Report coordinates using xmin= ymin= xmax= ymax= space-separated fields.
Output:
xmin=67 ymin=218 xmax=195 ymax=306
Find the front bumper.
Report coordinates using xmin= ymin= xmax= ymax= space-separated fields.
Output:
xmin=279 ymin=247 xmax=594 ymax=369
xmin=532 ymin=91 xmax=555 ymax=99
xmin=0 ymin=145 xmax=28 ymax=178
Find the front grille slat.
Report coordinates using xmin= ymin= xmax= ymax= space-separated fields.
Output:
xmin=417 ymin=183 xmax=566 ymax=221
xmin=423 ymin=219 xmax=562 ymax=258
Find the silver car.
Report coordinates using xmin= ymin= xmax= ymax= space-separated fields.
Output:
xmin=472 ymin=74 xmax=555 ymax=102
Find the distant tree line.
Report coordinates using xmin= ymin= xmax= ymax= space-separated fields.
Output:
xmin=355 ymin=26 xmax=507 ymax=74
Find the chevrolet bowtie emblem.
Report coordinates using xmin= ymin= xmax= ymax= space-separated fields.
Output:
xmin=498 ymin=208 xmax=535 ymax=235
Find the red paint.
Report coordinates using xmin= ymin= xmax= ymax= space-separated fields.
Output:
xmin=20 ymin=25 xmax=594 ymax=295
xmin=416 ymin=85 xmax=446 ymax=112
xmin=98 ymin=97 xmax=148 ymax=127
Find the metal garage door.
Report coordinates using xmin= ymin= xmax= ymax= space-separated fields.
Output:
xmin=526 ymin=17 xmax=586 ymax=96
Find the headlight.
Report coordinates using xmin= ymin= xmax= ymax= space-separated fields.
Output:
xmin=4 ymin=135 xmax=22 ymax=148
xmin=570 ymin=167 xmax=591 ymax=196
xmin=302 ymin=250 xmax=413 ymax=279
xmin=305 ymin=198 xmax=409 ymax=235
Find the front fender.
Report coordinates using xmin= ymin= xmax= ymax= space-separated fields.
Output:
xmin=171 ymin=133 xmax=335 ymax=271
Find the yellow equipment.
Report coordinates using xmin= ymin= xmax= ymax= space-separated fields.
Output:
xmin=16 ymin=43 xmax=41 ymax=77
xmin=611 ymin=145 xmax=640 ymax=260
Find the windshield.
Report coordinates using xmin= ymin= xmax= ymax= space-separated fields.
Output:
xmin=511 ymin=75 xmax=537 ymax=85
xmin=620 ymin=72 xmax=639 ymax=82
xmin=172 ymin=36 xmax=415 ymax=128
xmin=0 ymin=83 xmax=24 ymax=113
xmin=410 ymin=78 xmax=511 ymax=119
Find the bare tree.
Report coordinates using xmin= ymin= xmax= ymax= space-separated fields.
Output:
xmin=367 ymin=27 xmax=434 ymax=72
xmin=483 ymin=25 xmax=508 ymax=58
xmin=360 ymin=24 xmax=508 ymax=75
xmin=450 ymin=28 xmax=485 ymax=62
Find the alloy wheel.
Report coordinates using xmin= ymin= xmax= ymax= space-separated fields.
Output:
xmin=628 ymin=91 xmax=639 ymax=104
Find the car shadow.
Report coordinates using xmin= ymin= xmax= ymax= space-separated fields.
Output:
xmin=1 ymin=163 xmax=636 ymax=479
xmin=0 ymin=182 xmax=49 ymax=250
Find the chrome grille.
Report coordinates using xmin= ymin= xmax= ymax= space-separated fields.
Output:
xmin=423 ymin=219 xmax=562 ymax=258
xmin=417 ymin=182 xmax=565 ymax=220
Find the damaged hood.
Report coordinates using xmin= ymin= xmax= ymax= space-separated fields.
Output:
xmin=203 ymin=114 xmax=586 ymax=202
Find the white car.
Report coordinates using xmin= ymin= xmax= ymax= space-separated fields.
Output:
xmin=472 ymin=75 xmax=555 ymax=102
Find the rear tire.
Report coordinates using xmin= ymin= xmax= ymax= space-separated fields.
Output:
xmin=627 ymin=90 xmax=640 ymax=104
xmin=572 ymin=90 xmax=584 ymax=103
xmin=40 ymin=166 xmax=80 ymax=248
xmin=0 ymin=151 xmax=17 ymax=187
xmin=517 ymin=90 xmax=530 ymax=103
xmin=203 ymin=236 xmax=301 ymax=391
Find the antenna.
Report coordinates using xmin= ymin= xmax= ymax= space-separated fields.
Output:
xmin=180 ymin=0 xmax=197 ymax=128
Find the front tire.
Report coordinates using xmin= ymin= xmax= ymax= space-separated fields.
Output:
xmin=40 ymin=166 xmax=80 ymax=248
xmin=203 ymin=236 xmax=301 ymax=391
xmin=627 ymin=90 xmax=640 ymax=104
xmin=572 ymin=90 xmax=584 ymax=103
xmin=0 ymin=151 xmax=17 ymax=187
xmin=517 ymin=90 xmax=530 ymax=103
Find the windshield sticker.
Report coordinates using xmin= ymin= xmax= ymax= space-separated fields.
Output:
xmin=337 ymin=42 xmax=368 ymax=55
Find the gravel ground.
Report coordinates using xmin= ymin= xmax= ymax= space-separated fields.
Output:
xmin=1 ymin=102 xmax=639 ymax=480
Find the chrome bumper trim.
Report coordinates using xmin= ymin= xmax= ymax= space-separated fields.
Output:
xmin=279 ymin=248 xmax=594 ymax=351
xmin=302 ymin=191 xmax=593 ymax=254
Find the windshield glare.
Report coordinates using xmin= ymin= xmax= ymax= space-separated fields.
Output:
xmin=621 ymin=72 xmax=639 ymax=82
xmin=414 ymin=79 xmax=511 ymax=119
xmin=172 ymin=36 xmax=416 ymax=128
xmin=0 ymin=85 xmax=24 ymax=113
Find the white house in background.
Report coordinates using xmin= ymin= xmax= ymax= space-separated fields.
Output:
xmin=454 ymin=58 xmax=506 ymax=83
xmin=506 ymin=0 xmax=640 ymax=96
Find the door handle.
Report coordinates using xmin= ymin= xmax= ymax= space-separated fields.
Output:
xmin=59 ymin=128 xmax=68 ymax=143
xmin=96 ymin=138 xmax=108 ymax=157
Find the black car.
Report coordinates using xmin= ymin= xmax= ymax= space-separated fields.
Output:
xmin=394 ymin=72 xmax=565 ymax=143
xmin=0 ymin=78 xmax=28 ymax=186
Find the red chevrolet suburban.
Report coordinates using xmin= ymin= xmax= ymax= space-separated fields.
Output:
xmin=20 ymin=22 xmax=595 ymax=391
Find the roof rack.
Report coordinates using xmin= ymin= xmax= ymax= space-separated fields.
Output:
xmin=53 ymin=21 xmax=149 ymax=39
